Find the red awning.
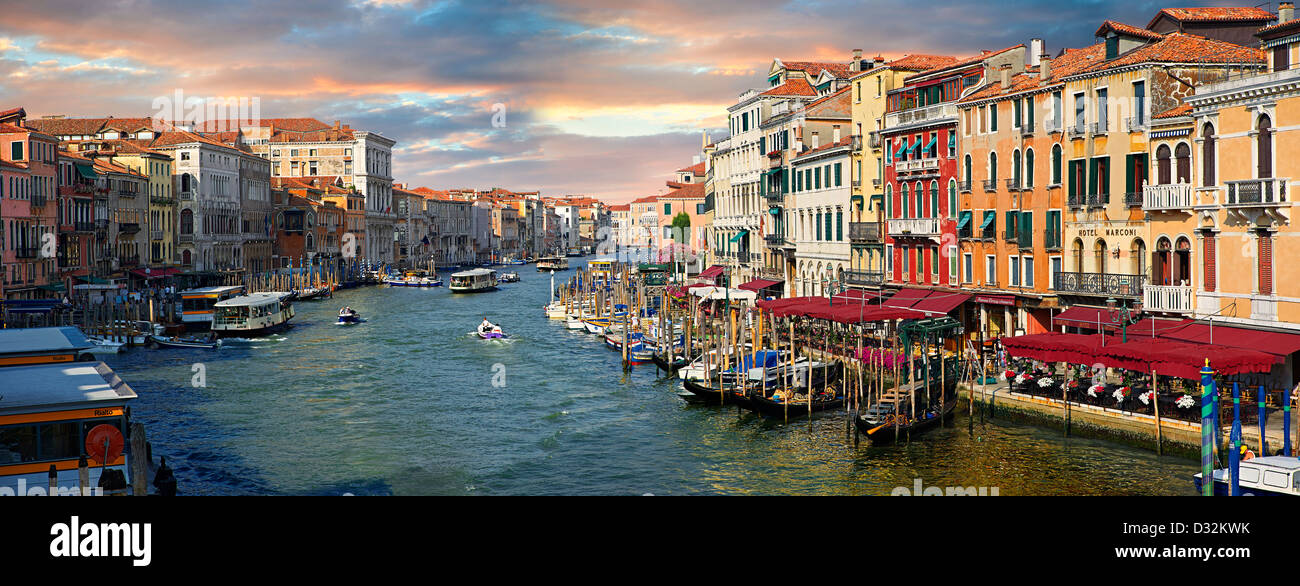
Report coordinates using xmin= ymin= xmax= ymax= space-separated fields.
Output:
xmin=737 ymin=278 xmax=782 ymax=292
xmin=1052 ymin=306 xmax=1120 ymax=331
xmin=881 ymin=288 xmax=969 ymax=315
xmin=1003 ymin=332 xmax=1115 ymax=364
xmin=698 ymin=265 xmax=725 ymax=280
xmin=1127 ymin=319 xmax=1300 ymax=358
xmin=129 ymin=267 xmax=180 ymax=279
xmin=1001 ymin=332 xmax=1277 ymax=380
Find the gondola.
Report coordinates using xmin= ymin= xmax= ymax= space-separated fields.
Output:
xmin=855 ymin=396 xmax=958 ymax=444
xmin=147 ymin=333 xmax=220 ymax=349
xmin=746 ymin=389 xmax=844 ymax=418
xmin=680 ymin=378 xmax=753 ymax=407
xmin=651 ymin=351 xmax=696 ymax=372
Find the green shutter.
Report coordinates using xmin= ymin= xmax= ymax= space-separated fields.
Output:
xmin=1014 ymin=100 xmax=1022 ymax=127
xmin=1020 ymin=211 xmax=1032 ymax=247
xmin=835 ymin=163 xmax=842 ymax=187
xmin=781 ymin=170 xmax=788 ymax=193
xmin=1125 ymin=154 xmax=1135 ymax=194
xmin=1088 ymin=158 xmax=1098 ymax=195
xmin=991 ymin=104 xmax=998 ymax=131
xmin=836 ymin=211 xmax=843 ymax=241
xmin=1026 ymin=98 xmax=1035 ymax=128
xmin=1005 ymin=211 xmax=1015 ymax=240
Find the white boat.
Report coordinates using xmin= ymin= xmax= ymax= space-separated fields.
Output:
xmin=82 ymin=336 xmax=125 ymax=354
xmin=211 ymin=293 xmax=295 ymax=338
xmin=537 ymin=256 xmax=569 ymax=271
xmin=449 ymin=268 xmax=498 ymax=293
xmin=177 ymin=285 xmax=247 ymax=330
xmin=384 ymin=271 xmax=442 ymax=287
xmin=499 ymin=271 xmax=520 ymax=283
xmin=85 ymin=320 xmax=165 ymax=346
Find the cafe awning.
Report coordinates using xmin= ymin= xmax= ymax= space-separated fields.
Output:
xmin=698 ymin=265 xmax=725 ymax=280
xmin=738 ymin=278 xmax=782 ymax=293
xmin=1053 ymin=305 xmax=1120 ymax=331
xmin=1127 ymin=318 xmax=1300 ymax=358
xmin=129 ymin=267 xmax=181 ymax=279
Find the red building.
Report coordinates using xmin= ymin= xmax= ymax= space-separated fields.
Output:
xmin=881 ymin=45 xmax=1026 ymax=294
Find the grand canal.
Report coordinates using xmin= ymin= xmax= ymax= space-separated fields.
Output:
xmin=104 ymin=261 xmax=1201 ymax=495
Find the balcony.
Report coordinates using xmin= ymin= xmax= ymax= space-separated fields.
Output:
xmin=1067 ymin=123 xmax=1086 ymax=138
xmin=897 ymin=157 xmax=939 ymax=172
xmin=982 ymin=179 xmax=997 ymax=192
xmin=1045 ymin=119 xmax=1064 ymax=134
xmin=758 ymin=267 xmax=784 ymax=281
xmin=1089 ymin=121 xmax=1108 ymax=135
xmin=1086 ymin=192 xmax=1109 ymax=207
xmin=1020 ymin=123 xmax=1035 ymax=137
xmin=764 ymin=234 xmax=786 ymax=246
xmin=14 ymin=247 xmax=37 ymax=259
xmin=179 ymin=233 xmax=194 ymax=243
xmin=844 ymin=270 xmax=885 ymax=287
xmin=1005 ymin=178 xmax=1022 ymax=192
xmin=179 ymin=191 xmax=194 ymax=201
xmin=151 ymin=195 xmax=176 ymax=205
xmin=151 ymin=230 xmax=164 ymax=241
xmin=849 ymin=222 xmax=881 ymax=241
xmin=74 ymin=221 xmax=95 ymax=232
xmin=885 ymin=102 xmax=958 ymax=128
xmin=1123 ymin=191 xmax=1142 ymax=207
xmin=1225 ymin=178 xmax=1288 ymax=207
xmin=851 ymin=180 xmax=861 ymax=189
xmin=867 ymin=132 xmax=881 ymax=149
xmin=887 ymin=217 xmax=940 ymax=237
xmin=871 ymin=178 xmax=881 ymax=188
xmin=118 ymin=222 xmax=141 ymax=234
xmin=31 ymin=194 xmax=47 ymax=207
xmin=119 ymin=190 xmax=137 ymax=198
xmin=1125 ymin=117 xmax=1148 ymax=133
xmin=119 ymin=255 xmax=140 ymax=268
xmin=1053 ymin=271 xmax=1147 ymax=298
xmin=1142 ymin=183 xmax=1193 ymax=211
xmin=957 ymin=180 xmax=971 ymax=193
xmin=94 ymin=219 xmax=110 ymax=231
xmin=1143 ymin=284 xmax=1194 ymax=314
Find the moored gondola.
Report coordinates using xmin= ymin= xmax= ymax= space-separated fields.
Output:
xmin=855 ymin=397 xmax=958 ymax=444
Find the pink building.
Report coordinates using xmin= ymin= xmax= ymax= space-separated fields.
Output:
xmin=0 ymin=107 xmax=61 ymax=300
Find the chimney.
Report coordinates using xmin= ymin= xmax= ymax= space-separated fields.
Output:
xmin=794 ymin=126 xmax=804 ymax=152
xmin=1000 ymin=64 xmax=1011 ymax=89
xmin=1030 ymin=38 xmax=1043 ymax=66
xmin=851 ymin=48 xmax=863 ymax=71
xmin=1039 ymin=54 xmax=1052 ymax=81
xmin=873 ymin=55 xmax=885 ymax=67
xmin=833 ymin=126 xmax=841 ymax=143
xmin=811 ymin=131 xmax=820 ymax=149
xmin=1282 ymin=2 xmax=1295 ymax=23
xmin=334 ymin=120 xmax=341 ymax=129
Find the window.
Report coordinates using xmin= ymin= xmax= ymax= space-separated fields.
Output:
xmin=930 ymin=180 xmax=939 ymax=219
xmin=931 ymin=247 xmax=939 ymax=278
xmin=697 ymin=203 xmax=705 ymax=214
xmin=990 ymin=103 xmax=998 ymax=132
xmin=1013 ymin=99 xmax=1022 ymax=128
xmin=1045 ymin=210 xmax=1061 ymax=249
xmin=1025 ymin=149 xmax=1035 ymax=187
xmin=1023 ymin=256 xmax=1035 ymax=288
xmin=11 ymin=141 xmax=25 ymax=161
xmin=1275 ymin=45 xmax=1291 ymax=72
xmin=948 ymin=245 xmax=958 ymax=282
xmin=1096 ymin=88 xmax=1108 ymax=131
xmin=1134 ymin=81 xmax=1146 ymax=123
xmin=886 ymin=244 xmax=894 ymax=273
xmin=663 ymin=203 xmax=671 ymax=215
xmin=901 ymin=183 xmax=909 ymax=219
xmin=815 ymin=168 xmax=821 ymax=190
xmin=1157 ymin=144 xmax=1172 ymax=184
xmin=1202 ymin=123 xmax=1216 ymax=187
xmin=904 ymin=246 xmax=911 ymax=278
xmin=1012 ymin=149 xmax=1022 ymax=185
xmin=816 ymin=212 xmax=822 ymax=240
xmin=885 ymin=139 xmax=892 ymax=164
xmin=836 ymin=210 xmax=843 ymax=241
xmin=1025 ymin=97 xmax=1035 ymax=129
xmin=948 ymin=179 xmax=957 ymax=219
xmin=964 ymin=252 xmax=973 ymax=283
xmin=948 ymin=133 xmax=956 ymax=158
xmin=986 ymin=255 xmax=997 ymax=285
xmin=834 ymin=163 xmax=842 ymax=187
xmin=1010 ymin=255 xmax=1021 ymax=286
xmin=1051 ymin=256 xmax=1063 ymax=290
xmin=988 ymin=152 xmax=997 ymax=182
xmin=1176 ymin=142 xmax=1192 ymax=184
xmin=1126 ymin=153 xmax=1149 ymax=195
xmin=1258 ymin=115 xmax=1273 ymax=179
xmin=1052 ymin=91 xmax=1063 ymax=127
xmin=964 ymin=154 xmax=972 ymax=185
xmin=1074 ymin=92 xmax=1086 ymax=129
xmin=885 ymin=184 xmax=893 ymax=218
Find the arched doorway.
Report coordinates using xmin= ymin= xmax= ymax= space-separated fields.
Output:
xmin=1154 ymin=237 xmax=1172 ymax=285
xmin=1094 ymin=239 xmax=1108 ymax=274
xmin=1131 ymin=238 xmax=1147 ymax=278
xmin=1175 ymin=236 xmax=1192 ymax=286
xmin=1071 ymin=238 xmax=1084 ymax=272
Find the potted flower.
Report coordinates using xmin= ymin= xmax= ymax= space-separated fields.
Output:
xmin=1176 ymin=394 xmax=1196 ymax=409
xmin=1015 ymin=372 xmax=1034 ymax=385
xmin=1038 ymin=377 xmax=1055 ymax=389
xmin=1113 ymin=386 xmax=1131 ymax=404
xmin=1087 ymin=384 xmax=1105 ymax=398
xmin=1138 ymin=390 xmax=1154 ymax=406
xmin=1003 ymin=369 xmax=1016 ymax=381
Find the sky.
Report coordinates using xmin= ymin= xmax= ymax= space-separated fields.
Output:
xmin=0 ymin=0 xmax=1265 ymax=204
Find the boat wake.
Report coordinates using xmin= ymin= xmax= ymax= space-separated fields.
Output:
xmin=222 ymin=335 xmax=289 ymax=344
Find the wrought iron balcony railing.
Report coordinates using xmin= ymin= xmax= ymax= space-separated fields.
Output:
xmin=1053 ymin=271 xmax=1147 ymax=297
xmin=849 ymin=222 xmax=880 ymax=241
xmin=1225 ymin=178 xmax=1288 ymax=206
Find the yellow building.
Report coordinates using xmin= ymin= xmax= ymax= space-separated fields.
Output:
xmin=1183 ymin=10 xmax=1300 ymax=334
xmin=846 ymin=54 xmax=957 ymax=291
xmin=92 ymin=140 xmax=176 ymax=270
xmin=1055 ymin=26 xmax=1264 ymax=324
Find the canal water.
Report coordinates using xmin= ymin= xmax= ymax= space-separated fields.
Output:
xmin=104 ymin=262 xmax=1201 ymax=495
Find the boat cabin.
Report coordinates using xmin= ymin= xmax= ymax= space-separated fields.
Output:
xmin=0 ymin=361 xmax=138 ymax=495
xmin=0 ymin=326 xmax=95 ymax=366
xmin=450 ymin=268 xmax=499 ymax=292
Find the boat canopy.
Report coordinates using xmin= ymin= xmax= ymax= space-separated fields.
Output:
xmin=689 ymin=286 xmax=756 ymax=302
xmin=451 ymin=268 xmax=497 ymax=277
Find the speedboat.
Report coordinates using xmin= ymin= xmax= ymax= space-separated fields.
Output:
xmin=477 ymin=321 xmax=507 ymax=339
xmin=82 ymin=336 xmax=125 ymax=354
xmin=499 ymin=271 xmax=520 ymax=283
xmin=337 ymin=308 xmax=363 ymax=325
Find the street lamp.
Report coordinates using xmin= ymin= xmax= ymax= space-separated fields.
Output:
xmin=1106 ymin=296 xmax=1143 ymax=343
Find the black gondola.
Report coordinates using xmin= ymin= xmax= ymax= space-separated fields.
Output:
xmin=680 ymin=378 xmax=753 ymax=407
xmin=744 ymin=362 xmax=844 ymax=418
xmin=856 ymin=395 xmax=958 ymax=444
xmin=652 ymin=351 xmax=696 ymax=372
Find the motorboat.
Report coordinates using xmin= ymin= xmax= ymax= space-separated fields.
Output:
xmin=477 ymin=320 xmax=507 ymax=339
xmin=499 ymin=271 xmax=521 ymax=283
xmin=536 ymin=256 xmax=569 ymax=271
xmin=337 ymin=307 xmax=363 ymax=325
xmin=384 ymin=270 xmax=442 ymax=287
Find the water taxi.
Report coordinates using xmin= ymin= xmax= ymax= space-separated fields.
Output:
xmin=337 ymin=307 xmax=363 ymax=325
xmin=537 ymin=256 xmax=569 ymax=271
xmin=178 ymin=285 xmax=247 ymax=330
xmin=147 ymin=333 xmax=221 ymax=349
xmin=211 ymin=293 xmax=295 ymax=337
xmin=0 ymin=328 xmax=145 ymax=495
xmin=384 ymin=270 xmax=442 ymax=287
xmin=499 ymin=271 xmax=521 ymax=283
xmin=587 ymin=258 xmax=617 ymax=284
xmin=449 ymin=268 xmax=499 ymax=293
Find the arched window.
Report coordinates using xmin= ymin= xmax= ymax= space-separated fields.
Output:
xmin=1257 ymin=114 xmax=1273 ymax=179
xmin=1175 ymin=143 xmax=1191 ymax=184
xmin=1051 ymin=144 xmax=1062 ymax=185
xmin=1132 ymin=238 xmax=1147 ymax=279
xmin=915 ymin=181 xmax=924 ymax=217
xmin=1012 ymin=149 xmax=1022 ymax=185
xmin=1201 ymin=123 xmax=1215 ymax=187
xmin=930 ymin=180 xmax=939 ymax=219
xmin=1175 ymin=236 xmax=1192 ymax=286
xmin=1094 ymin=239 xmax=1109 ymax=274
xmin=1155 ymin=236 xmax=1172 ymax=285
xmin=1025 ymin=148 xmax=1035 ymax=188
xmin=885 ymin=183 xmax=893 ymax=218
xmin=964 ymin=154 xmax=972 ymax=185
xmin=988 ymin=152 xmax=998 ymax=182
xmin=901 ymin=184 xmax=910 ymax=219
xmin=180 ymin=209 xmax=193 ymax=234
xmin=182 ymin=249 xmax=191 ymax=266
xmin=1156 ymin=144 xmax=1172 ymax=184
xmin=1071 ymin=238 xmax=1084 ymax=272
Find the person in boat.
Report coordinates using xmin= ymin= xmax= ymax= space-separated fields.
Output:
xmin=480 ymin=317 xmax=502 ymax=335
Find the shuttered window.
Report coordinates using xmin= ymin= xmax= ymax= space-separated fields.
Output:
xmin=1259 ymin=232 xmax=1272 ymax=296
xmin=1275 ymin=45 xmax=1290 ymax=73
xmin=1258 ymin=116 xmax=1273 ymax=179
xmin=1203 ymin=231 xmax=1216 ymax=293
xmin=1202 ymin=124 xmax=1216 ymax=187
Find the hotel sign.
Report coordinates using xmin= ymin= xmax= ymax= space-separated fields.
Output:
xmin=1074 ymin=224 xmax=1142 ymax=238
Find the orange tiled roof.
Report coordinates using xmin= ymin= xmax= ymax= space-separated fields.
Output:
xmin=1148 ymin=7 xmax=1274 ymax=28
xmin=676 ymin=161 xmax=705 ymax=175
xmin=805 ymin=85 xmax=852 ymax=118
xmin=1153 ymin=103 xmax=1193 ymax=119
xmin=1080 ymin=32 xmax=1264 ymax=73
xmin=660 ymin=182 xmax=705 ymax=199
xmin=1257 ymin=17 xmax=1300 ymax=37
xmin=761 ymin=78 xmax=818 ymax=97
xmin=780 ymin=60 xmax=853 ymax=79
xmin=608 ymin=204 xmax=631 ymax=212
xmin=909 ymin=44 xmax=1025 ymax=81
xmin=959 ymin=43 xmax=1106 ymax=102
xmin=792 ymin=135 xmax=855 ymax=161
xmin=1095 ymin=20 xmax=1165 ymax=41
xmin=885 ymin=54 xmax=960 ymax=72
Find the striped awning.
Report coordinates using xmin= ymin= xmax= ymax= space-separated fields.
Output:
xmin=1149 ymin=128 xmax=1191 ymax=138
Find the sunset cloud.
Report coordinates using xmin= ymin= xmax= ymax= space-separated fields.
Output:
xmin=0 ymin=0 xmax=1259 ymax=203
